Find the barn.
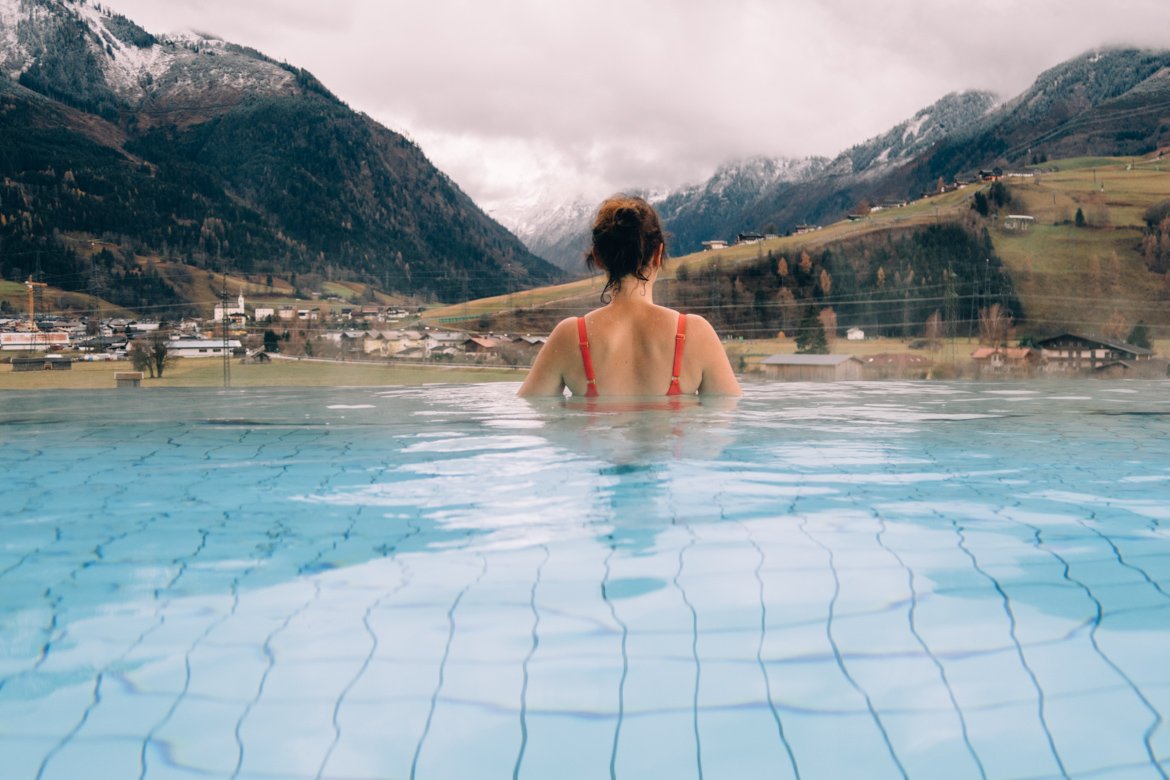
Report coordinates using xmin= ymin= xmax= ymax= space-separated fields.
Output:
xmin=760 ymin=354 xmax=864 ymax=381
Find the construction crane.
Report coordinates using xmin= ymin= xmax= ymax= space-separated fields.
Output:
xmin=25 ymin=277 xmax=47 ymax=331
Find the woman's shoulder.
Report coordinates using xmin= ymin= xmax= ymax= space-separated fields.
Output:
xmin=682 ymin=312 xmax=719 ymax=339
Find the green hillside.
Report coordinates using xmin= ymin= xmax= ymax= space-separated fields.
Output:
xmin=426 ymin=154 xmax=1170 ymax=343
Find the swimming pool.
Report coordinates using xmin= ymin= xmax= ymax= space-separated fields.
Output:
xmin=1 ymin=380 xmax=1168 ymax=779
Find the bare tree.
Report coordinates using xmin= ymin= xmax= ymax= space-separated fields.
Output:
xmin=128 ymin=339 xmax=154 ymax=378
xmin=776 ymin=287 xmax=798 ymax=336
xmin=148 ymin=332 xmax=172 ymax=378
xmin=1102 ymin=311 xmax=1129 ymax=341
xmin=925 ymin=310 xmax=943 ymax=349
xmin=818 ymin=307 xmax=838 ymax=343
xmin=978 ymin=303 xmax=1012 ymax=346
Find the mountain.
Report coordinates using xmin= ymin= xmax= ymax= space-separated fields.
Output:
xmin=520 ymin=90 xmax=997 ymax=263
xmin=907 ymin=48 xmax=1170 ymax=191
xmin=0 ymin=0 xmax=562 ymax=312
xmin=735 ymin=48 xmax=1170 ymax=242
xmin=506 ymin=197 xmax=596 ymax=275
xmin=522 ymin=48 xmax=1170 ymax=261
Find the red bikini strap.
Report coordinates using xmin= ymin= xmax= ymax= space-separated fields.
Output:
xmin=667 ymin=313 xmax=686 ymax=395
xmin=577 ymin=316 xmax=598 ymax=397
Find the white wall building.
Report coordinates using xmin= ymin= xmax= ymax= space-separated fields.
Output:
xmin=167 ymin=339 xmax=243 ymax=358
xmin=213 ymin=293 xmax=246 ymax=322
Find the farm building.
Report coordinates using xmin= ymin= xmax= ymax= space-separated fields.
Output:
xmin=167 ymin=339 xmax=244 ymax=358
xmin=1035 ymin=333 xmax=1153 ymax=372
xmin=760 ymin=354 xmax=864 ymax=381
xmin=971 ymin=347 xmax=1040 ymax=371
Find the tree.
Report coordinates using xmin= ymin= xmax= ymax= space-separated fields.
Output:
xmin=978 ymin=303 xmax=1012 ymax=346
xmin=148 ymin=332 xmax=172 ymax=378
xmin=1103 ymin=311 xmax=1130 ymax=342
xmin=1127 ymin=321 xmax=1152 ymax=349
xmin=128 ymin=339 xmax=154 ymax=378
xmin=817 ymin=307 xmax=838 ymax=343
xmin=796 ymin=306 xmax=829 ymax=354
xmin=972 ymin=191 xmax=990 ymax=216
xmin=924 ymin=310 xmax=943 ymax=348
xmin=776 ymin=287 xmax=798 ymax=335
xmin=263 ymin=329 xmax=280 ymax=352
xmin=988 ymin=181 xmax=1011 ymax=209
xmin=1075 ymin=207 xmax=1086 ymax=227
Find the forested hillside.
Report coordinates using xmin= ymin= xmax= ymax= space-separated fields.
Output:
xmin=0 ymin=0 xmax=561 ymax=315
xmin=661 ymin=221 xmax=1020 ymax=341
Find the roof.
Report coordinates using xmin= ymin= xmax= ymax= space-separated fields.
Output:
xmin=971 ymin=347 xmax=1034 ymax=359
xmin=1035 ymin=332 xmax=1153 ymax=356
xmin=169 ymin=339 xmax=243 ymax=349
xmin=761 ymin=354 xmax=861 ymax=366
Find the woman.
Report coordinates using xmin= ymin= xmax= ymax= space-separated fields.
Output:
xmin=519 ymin=195 xmax=741 ymax=398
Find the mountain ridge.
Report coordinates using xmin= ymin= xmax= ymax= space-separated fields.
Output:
xmin=0 ymin=0 xmax=562 ymax=311
xmin=523 ymin=48 xmax=1170 ymax=264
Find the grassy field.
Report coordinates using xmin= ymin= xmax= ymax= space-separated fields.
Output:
xmin=990 ymin=158 xmax=1170 ymax=334
xmin=0 ymin=357 xmax=525 ymax=390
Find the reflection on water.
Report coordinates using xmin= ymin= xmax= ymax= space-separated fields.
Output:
xmin=1 ymin=381 xmax=1169 ymax=779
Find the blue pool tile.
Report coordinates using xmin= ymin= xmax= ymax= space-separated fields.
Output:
xmin=512 ymin=712 xmax=615 ymax=780
xmin=141 ymin=698 xmax=243 ymax=776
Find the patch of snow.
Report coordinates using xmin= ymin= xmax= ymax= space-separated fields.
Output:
xmin=903 ymin=111 xmax=930 ymax=141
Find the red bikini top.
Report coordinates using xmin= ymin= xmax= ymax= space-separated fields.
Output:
xmin=576 ymin=313 xmax=687 ymax=398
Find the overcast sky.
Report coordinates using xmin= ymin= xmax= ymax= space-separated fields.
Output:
xmin=103 ymin=0 xmax=1170 ymax=227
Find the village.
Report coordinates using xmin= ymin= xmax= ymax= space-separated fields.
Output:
xmin=2 ymin=282 xmax=1162 ymax=382
xmin=0 ymin=288 xmax=552 ymax=374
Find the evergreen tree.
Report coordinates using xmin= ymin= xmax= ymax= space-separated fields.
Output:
xmin=1075 ymin=207 xmax=1086 ymax=227
xmin=1127 ymin=321 xmax=1152 ymax=349
xmin=795 ymin=306 xmax=829 ymax=354
xmin=972 ymin=192 xmax=989 ymax=216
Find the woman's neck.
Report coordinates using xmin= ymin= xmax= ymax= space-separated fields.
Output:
xmin=608 ymin=274 xmax=657 ymax=307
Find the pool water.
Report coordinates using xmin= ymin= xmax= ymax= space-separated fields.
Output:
xmin=1 ymin=381 xmax=1169 ymax=780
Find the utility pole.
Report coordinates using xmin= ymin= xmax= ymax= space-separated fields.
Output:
xmin=24 ymin=277 xmax=47 ymax=353
xmin=220 ymin=274 xmax=231 ymax=389
xmin=25 ymin=276 xmax=47 ymax=331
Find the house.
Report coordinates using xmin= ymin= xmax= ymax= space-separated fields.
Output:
xmin=213 ymin=292 xmax=246 ymax=322
xmin=736 ymin=232 xmax=765 ymax=244
xmin=241 ymin=350 xmax=271 ymax=364
xmin=794 ymin=224 xmax=821 ymax=235
xmin=463 ymin=336 xmax=502 ymax=356
xmin=426 ymin=330 xmax=469 ymax=356
xmin=1 ymin=332 xmax=71 ymax=350
xmin=166 ymin=338 xmax=244 ymax=358
xmin=701 ymin=240 xmax=728 ymax=251
xmin=10 ymin=356 xmax=46 ymax=371
xmin=1003 ymin=215 xmax=1035 ymax=231
xmin=254 ymin=307 xmax=275 ymax=322
xmin=971 ymin=346 xmax=1040 ymax=370
xmin=277 ymin=306 xmax=296 ymax=321
xmin=760 ymin=354 xmax=864 ymax=381
xmin=365 ymin=329 xmax=425 ymax=357
xmin=846 ymin=327 xmax=865 ymax=341
xmin=1035 ymin=333 xmax=1153 ymax=372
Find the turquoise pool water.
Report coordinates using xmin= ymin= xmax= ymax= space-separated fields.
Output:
xmin=1 ymin=381 xmax=1169 ymax=779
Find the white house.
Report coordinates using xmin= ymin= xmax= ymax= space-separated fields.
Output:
xmin=846 ymin=327 xmax=865 ymax=341
xmin=167 ymin=338 xmax=243 ymax=358
xmin=213 ymin=293 xmax=246 ymax=322
xmin=254 ymin=307 xmax=275 ymax=321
